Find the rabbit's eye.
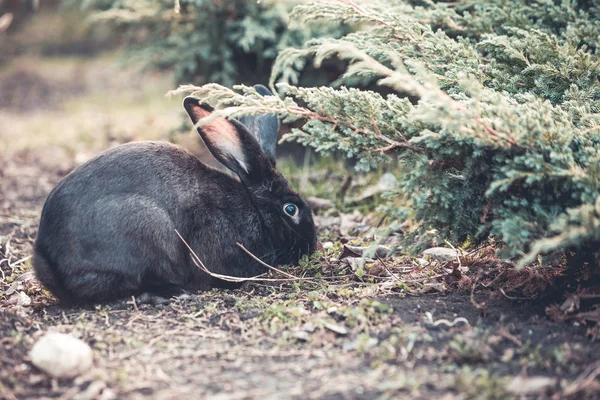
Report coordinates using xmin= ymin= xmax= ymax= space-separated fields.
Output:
xmin=283 ymin=203 xmax=299 ymax=217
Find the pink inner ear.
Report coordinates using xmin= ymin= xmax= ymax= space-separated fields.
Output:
xmin=203 ymin=119 xmax=241 ymax=148
xmin=190 ymin=104 xmax=246 ymax=172
xmin=189 ymin=105 xmax=211 ymax=121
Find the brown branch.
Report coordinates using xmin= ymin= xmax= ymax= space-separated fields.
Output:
xmin=370 ymin=142 xmax=421 ymax=153
xmin=369 ymin=115 xmax=414 ymax=152
xmin=498 ymin=327 xmax=522 ymax=346
xmin=376 ymin=255 xmax=401 ymax=281
xmin=286 ymin=106 xmax=420 ymax=153
xmin=470 ymin=277 xmax=487 ymax=312
xmin=475 ymin=117 xmax=518 ymax=146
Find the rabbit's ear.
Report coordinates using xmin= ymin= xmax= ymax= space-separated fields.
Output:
xmin=236 ymin=85 xmax=279 ymax=165
xmin=183 ymin=97 xmax=273 ymax=185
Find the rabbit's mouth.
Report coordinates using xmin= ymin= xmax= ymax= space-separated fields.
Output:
xmin=280 ymin=243 xmax=315 ymax=267
xmin=276 ymin=217 xmax=317 ymax=264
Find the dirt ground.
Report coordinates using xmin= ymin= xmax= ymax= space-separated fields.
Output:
xmin=1 ymin=44 xmax=600 ymax=400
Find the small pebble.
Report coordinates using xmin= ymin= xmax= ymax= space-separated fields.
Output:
xmin=422 ymin=247 xmax=459 ymax=262
xmin=324 ymin=323 xmax=348 ymax=335
xmin=29 ymin=333 xmax=93 ymax=378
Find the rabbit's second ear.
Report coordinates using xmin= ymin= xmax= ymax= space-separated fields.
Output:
xmin=183 ymin=97 xmax=272 ymax=184
xmin=237 ymin=85 xmax=279 ymax=165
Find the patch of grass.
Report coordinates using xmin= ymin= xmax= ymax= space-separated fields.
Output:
xmin=517 ymin=341 xmax=573 ymax=371
xmin=448 ymin=329 xmax=495 ymax=364
xmin=261 ymin=300 xmax=309 ymax=333
xmin=454 ymin=367 xmax=511 ymax=400
xmin=234 ymin=296 xmax=270 ymax=313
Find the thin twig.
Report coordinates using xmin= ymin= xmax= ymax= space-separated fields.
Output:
xmin=499 ymin=288 xmax=532 ymax=300
xmin=444 ymin=240 xmax=463 ymax=269
xmin=129 ymin=296 xmax=139 ymax=312
xmin=401 ymin=273 xmax=445 ymax=283
xmin=175 ymin=230 xmax=319 ymax=284
xmin=286 ymin=106 xmax=421 ymax=153
xmin=376 ymin=255 xmax=401 ymax=281
xmin=498 ymin=327 xmax=522 ymax=346
xmin=563 ymin=360 xmax=600 ymax=397
xmin=9 ymin=255 xmax=31 ymax=268
xmin=236 ymin=242 xmax=301 ymax=280
xmin=470 ymin=276 xmax=487 ymax=311
xmin=482 ymin=270 xmax=505 ymax=288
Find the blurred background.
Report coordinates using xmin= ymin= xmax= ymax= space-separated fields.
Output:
xmin=0 ymin=0 xmax=382 ymax=221
xmin=1 ymin=0 xmax=179 ymax=167
xmin=0 ymin=0 xmax=345 ymax=163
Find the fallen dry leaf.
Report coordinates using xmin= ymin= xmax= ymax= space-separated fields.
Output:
xmin=505 ymin=376 xmax=556 ymax=395
xmin=339 ymin=245 xmax=392 ymax=260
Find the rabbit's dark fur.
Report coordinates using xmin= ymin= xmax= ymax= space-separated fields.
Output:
xmin=33 ymin=87 xmax=317 ymax=305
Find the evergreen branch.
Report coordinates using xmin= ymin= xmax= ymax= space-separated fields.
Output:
xmin=287 ymin=106 xmax=420 ymax=153
xmin=309 ymin=40 xmax=520 ymax=147
xmin=334 ymin=0 xmax=409 ymax=40
xmin=172 ymin=84 xmax=420 ymax=154
xmin=170 ymin=0 xmax=600 ymax=267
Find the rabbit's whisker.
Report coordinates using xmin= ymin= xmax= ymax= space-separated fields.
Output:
xmin=258 ymin=249 xmax=282 ymax=262
xmin=266 ymin=249 xmax=287 ymax=265
xmin=279 ymin=217 xmax=311 ymax=245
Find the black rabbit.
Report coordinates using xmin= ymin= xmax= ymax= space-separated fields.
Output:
xmin=33 ymin=86 xmax=317 ymax=305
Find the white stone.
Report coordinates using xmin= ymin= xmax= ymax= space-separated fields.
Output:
xmin=324 ymin=323 xmax=348 ymax=335
xmin=506 ymin=376 xmax=556 ymax=395
xmin=422 ymin=247 xmax=459 ymax=262
xmin=29 ymin=333 xmax=93 ymax=378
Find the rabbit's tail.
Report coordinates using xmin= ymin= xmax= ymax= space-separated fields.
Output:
xmin=33 ymin=247 xmax=72 ymax=303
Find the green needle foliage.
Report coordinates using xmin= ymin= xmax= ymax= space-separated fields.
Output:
xmin=68 ymin=0 xmax=345 ymax=86
xmin=178 ymin=0 xmax=600 ymax=268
